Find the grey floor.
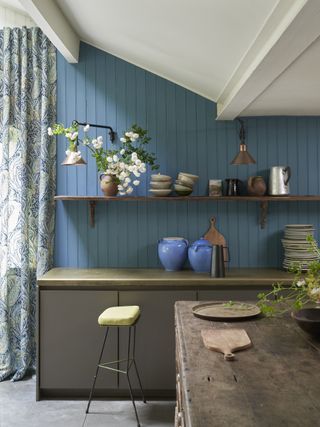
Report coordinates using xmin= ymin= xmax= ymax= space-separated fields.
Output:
xmin=0 ymin=376 xmax=175 ymax=427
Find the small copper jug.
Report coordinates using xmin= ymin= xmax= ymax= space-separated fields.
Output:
xmin=247 ymin=176 xmax=266 ymax=196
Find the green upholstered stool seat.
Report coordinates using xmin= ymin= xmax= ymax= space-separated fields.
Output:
xmin=98 ymin=305 xmax=140 ymax=326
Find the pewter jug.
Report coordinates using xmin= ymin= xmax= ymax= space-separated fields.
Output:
xmin=269 ymin=166 xmax=291 ymax=196
xmin=210 ymin=245 xmax=225 ymax=278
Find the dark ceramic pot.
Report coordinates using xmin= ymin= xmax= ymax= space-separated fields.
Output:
xmin=292 ymin=308 xmax=320 ymax=338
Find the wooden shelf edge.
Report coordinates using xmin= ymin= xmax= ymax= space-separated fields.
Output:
xmin=54 ymin=195 xmax=320 ymax=202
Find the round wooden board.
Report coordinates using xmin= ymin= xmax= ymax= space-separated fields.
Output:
xmin=192 ymin=301 xmax=261 ymax=321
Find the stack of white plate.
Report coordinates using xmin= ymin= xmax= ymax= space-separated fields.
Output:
xmin=282 ymin=224 xmax=318 ymax=271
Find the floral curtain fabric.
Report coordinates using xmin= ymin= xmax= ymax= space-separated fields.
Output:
xmin=0 ymin=27 xmax=56 ymax=380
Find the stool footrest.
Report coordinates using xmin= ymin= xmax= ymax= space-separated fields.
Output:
xmin=98 ymin=358 xmax=134 ymax=375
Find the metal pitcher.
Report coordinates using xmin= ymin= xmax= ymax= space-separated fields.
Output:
xmin=210 ymin=245 xmax=225 ymax=278
xmin=269 ymin=166 xmax=291 ymax=196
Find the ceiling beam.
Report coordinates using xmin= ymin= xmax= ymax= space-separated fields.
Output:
xmin=19 ymin=0 xmax=79 ymax=63
xmin=216 ymin=0 xmax=320 ymax=120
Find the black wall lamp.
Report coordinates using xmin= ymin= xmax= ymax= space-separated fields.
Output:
xmin=230 ymin=119 xmax=256 ymax=165
xmin=61 ymin=120 xmax=117 ymax=166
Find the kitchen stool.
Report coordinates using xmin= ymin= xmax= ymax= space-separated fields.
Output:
xmin=86 ymin=305 xmax=146 ymax=427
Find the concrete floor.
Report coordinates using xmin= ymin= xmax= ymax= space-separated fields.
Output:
xmin=0 ymin=376 xmax=175 ymax=427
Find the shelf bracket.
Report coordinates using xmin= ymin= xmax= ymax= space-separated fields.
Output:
xmin=89 ymin=201 xmax=96 ymax=227
xmin=260 ymin=201 xmax=268 ymax=229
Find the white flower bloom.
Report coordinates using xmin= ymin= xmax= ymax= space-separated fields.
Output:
xmin=119 ymin=191 xmax=126 ymax=196
xmin=125 ymin=132 xmax=132 ymax=137
xmin=92 ymin=138 xmax=103 ymax=149
xmin=120 ymin=138 xmax=127 ymax=143
xmin=65 ymin=132 xmax=72 ymax=139
xmin=130 ymin=137 xmax=136 ymax=142
xmin=70 ymin=131 xmax=78 ymax=141
xmin=133 ymin=170 xmax=141 ymax=177
xmin=118 ymin=185 xmax=124 ymax=191
xmin=123 ymin=182 xmax=128 ymax=188
xmin=296 ymin=280 xmax=306 ymax=287
xmin=107 ymin=156 xmax=113 ymax=163
xmin=133 ymin=133 xmax=139 ymax=139
xmin=106 ymin=169 xmax=111 ymax=174
xmin=131 ymin=152 xmax=137 ymax=160
xmin=65 ymin=149 xmax=71 ymax=156
xmin=113 ymin=155 xmax=119 ymax=162
xmin=128 ymin=165 xmax=134 ymax=172
xmin=119 ymin=171 xmax=127 ymax=180
xmin=125 ymin=177 xmax=131 ymax=183
xmin=47 ymin=127 xmax=53 ymax=136
xmin=126 ymin=186 xmax=133 ymax=194
xmin=120 ymin=148 xmax=125 ymax=155
xmin=311 ymin=287 xmax=320 ymax=295
xmin=84 ymin=124 xmax=90 ymax=132
xmin=135 ymin=159 xmax=141 ymax=166
xmin=97 ymin=136 xmax=103 ymax=143
xmin=82 ymin=137 xmax=90 ymax=145
xmin=133 ymin=180 xmax=140 ymax=186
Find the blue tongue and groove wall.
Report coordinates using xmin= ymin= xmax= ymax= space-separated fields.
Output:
xmin=55 ymin=42 xmax=320 ymax=268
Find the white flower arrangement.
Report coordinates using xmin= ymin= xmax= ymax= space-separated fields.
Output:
xmin=48 ymin=122 xmax=158 ymax=196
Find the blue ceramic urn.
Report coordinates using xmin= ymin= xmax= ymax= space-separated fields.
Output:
xmin=158 ymin=237 xmax=188 ymax=271
xmin=188 ymin=238 xmax=213 ymax=273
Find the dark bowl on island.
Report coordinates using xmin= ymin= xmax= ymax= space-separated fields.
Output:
xmin=292 ymin=308 xmax=320 ymax=338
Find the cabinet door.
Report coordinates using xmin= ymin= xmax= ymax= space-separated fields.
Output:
xmin=39 ymin=290 xmax=118 ymax=389
xmin=118 ymin=291 xmax=196 ymax=392
xmin=198 ymin=288 xmax=269 ymax=302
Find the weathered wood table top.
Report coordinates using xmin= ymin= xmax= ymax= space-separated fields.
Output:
xmin=38 ymin=268 xmax=294 ymax=289
xmin=175 ymin=301 xmax=320 ymax=427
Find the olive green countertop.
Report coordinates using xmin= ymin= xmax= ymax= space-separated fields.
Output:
xmin=37 ymin=268 xmax=294 ymax=290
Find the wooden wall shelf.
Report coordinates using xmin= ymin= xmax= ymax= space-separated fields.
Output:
xmin=54 ymin=195 xmax=320 ymax=228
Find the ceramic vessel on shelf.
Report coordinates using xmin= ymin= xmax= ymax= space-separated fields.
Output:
xmin=247 ymin=176 xmax=267 ymax=196
xmin=150 ymin=181 xmax=172 ymax=189
xmin=149 ymin=189 xmax=172 ymax=197
xmin=224 ymin=178 xmax=242 ymax=196
xmin=151 ymin=173 xmax=172 ymax=182
xmin=292 ymin=307 xmax=320 ymax=337
xmin=188 ymin=238 xmax=213 ymax=273
xmin=174 ymin=184 xmax=193 ymax=196
xmin=100 ymin=174 xmax=118 ymax=196
xmin=158 ymin=237 xmax=188 ymax=271
xmin=269 ymin=166 xmax=291 ymax=195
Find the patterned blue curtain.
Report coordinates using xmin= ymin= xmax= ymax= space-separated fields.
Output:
xmin=0 ymin=27 xmax=56 ymax=380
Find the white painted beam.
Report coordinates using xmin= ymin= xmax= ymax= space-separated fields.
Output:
xmin=216 ymin=0 xmax=320 ymax=120
xmin=19 ymin=0 xmax=79 ymax=63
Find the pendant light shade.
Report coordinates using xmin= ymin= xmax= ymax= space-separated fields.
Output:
xmin=231 ymin=119 xmax=256 ymax=165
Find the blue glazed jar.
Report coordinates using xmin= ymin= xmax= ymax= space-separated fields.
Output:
xmin=158 ymin=237 xmax=188 ymax=271
xmin=188 ymin=238 xmax=213 ymax=273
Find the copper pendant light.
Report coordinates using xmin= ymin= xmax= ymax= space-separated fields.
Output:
xmin=231 ymin=119 xmax=256 ymax=165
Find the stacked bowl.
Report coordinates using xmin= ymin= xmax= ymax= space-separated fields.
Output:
xmin=174 ymin=172 xmax=199 ymax=196
xmin=282 ymin=224 xmax=318 ymax=271
xmin=149 ymin=174 xmax=172 ymax=196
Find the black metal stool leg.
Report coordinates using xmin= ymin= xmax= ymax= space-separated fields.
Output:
xmin=86 ymin=327 xmax=109 ymax=414
xmin=127 ymin=327 xmax=141 ymax=427
xmin=132 ymin=325 xmax=146 ymax=403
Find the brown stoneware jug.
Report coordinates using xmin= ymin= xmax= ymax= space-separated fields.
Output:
xmin=247 ymin=176 xmax=266 ymax=196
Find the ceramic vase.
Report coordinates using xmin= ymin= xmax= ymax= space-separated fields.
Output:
xmin=188 ymin=238 xmax=213 ymax=273
xmin=247 ymin=176 xmax=267 ymax=196
xmin=158 ymin=237 xmax=188 ymax=271
xmin=100 ymin=174 xmax=118 ymax=197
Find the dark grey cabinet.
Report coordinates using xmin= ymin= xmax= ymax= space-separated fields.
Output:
xmin=39 ymin=290 xmax=118 ymax=391
xmin=118 ymin=290 xmax=197 ymax=394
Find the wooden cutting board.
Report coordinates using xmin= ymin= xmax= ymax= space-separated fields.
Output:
xmin=201 ymin=329 xmax=252 ymax=361
xmin=203 ymin=216 xmax=228 ymax=262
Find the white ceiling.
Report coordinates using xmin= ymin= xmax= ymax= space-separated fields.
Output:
xmin=14 ymin=0 xmax=320 ymax=119
xmin=55 ymin=0 xmax=278 ymax=101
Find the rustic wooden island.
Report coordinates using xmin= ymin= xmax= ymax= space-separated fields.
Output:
xmin=175 ymin=301 xmax=320 ymax=427
xmin=37 ymin=268 xmax=294 ymax=400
